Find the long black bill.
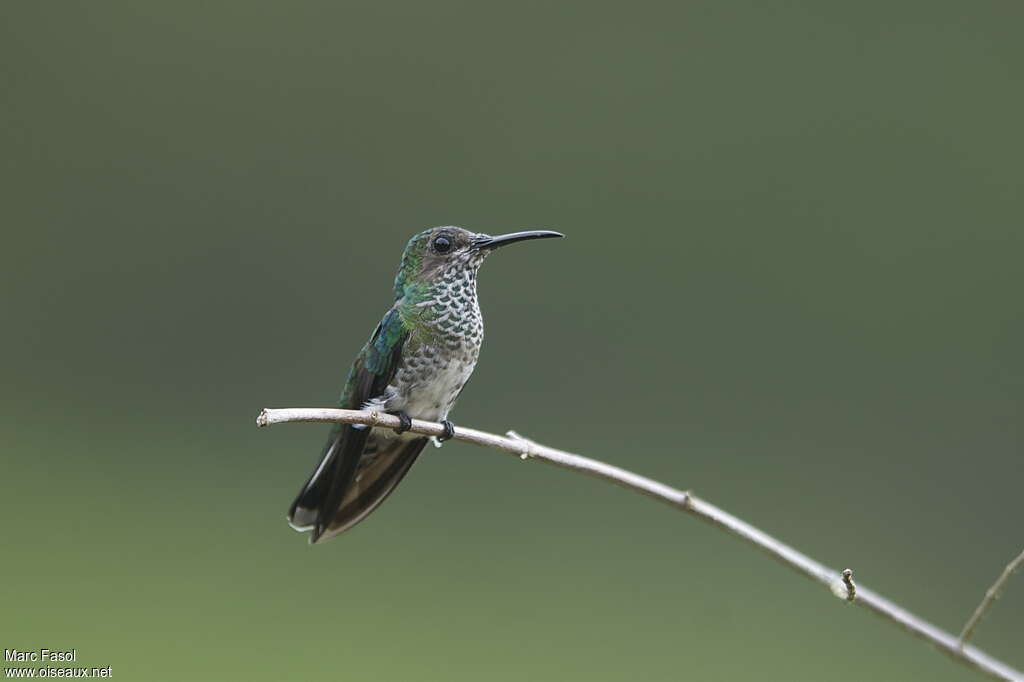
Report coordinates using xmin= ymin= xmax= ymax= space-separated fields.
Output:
xmin=473 ymin=230 xmax=564 ymax=251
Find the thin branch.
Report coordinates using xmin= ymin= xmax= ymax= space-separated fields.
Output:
xmin=257 ymin=407 xmax=1023 ymax=682
xmin=960 ymin=548 xmax=1024 ymax=647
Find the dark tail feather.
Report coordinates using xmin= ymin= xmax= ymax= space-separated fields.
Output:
xmin=287 ymin=423 xmax=369 ymax=538
xmin=288 ymin=426 xmax=427 ymax=543
xmin=313 ymin=435 xmax=428 ymax=543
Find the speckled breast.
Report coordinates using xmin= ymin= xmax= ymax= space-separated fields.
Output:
xmin=389 ymin=265 xmax=485 ymax=422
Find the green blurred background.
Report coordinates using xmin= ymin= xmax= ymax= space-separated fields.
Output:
xmin=3 ymin=2 xmax=1022 ymax=680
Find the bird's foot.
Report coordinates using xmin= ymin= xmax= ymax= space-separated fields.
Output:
xmin=430 ymin=420 xmax=456 ymax=449
xmin=389 ymin=411 xmax=413 ymax=435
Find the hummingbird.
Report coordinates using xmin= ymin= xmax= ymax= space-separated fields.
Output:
xmin=288 ymin=226 xmax=564 ymax=543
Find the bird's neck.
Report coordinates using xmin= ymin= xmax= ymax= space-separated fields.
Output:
xmin=398 ymin=268 xmax=481 ymax=339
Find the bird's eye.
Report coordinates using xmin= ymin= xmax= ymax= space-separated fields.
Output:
xmin=433 ymin=235 xmax=453 ymax=253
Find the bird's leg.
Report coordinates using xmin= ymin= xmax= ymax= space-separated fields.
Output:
xmin=388 ymin=411 xmax=413 ymax=435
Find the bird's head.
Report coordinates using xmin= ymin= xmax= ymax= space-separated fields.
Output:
xmin=393 ymin=226 xmax=563 ymax=300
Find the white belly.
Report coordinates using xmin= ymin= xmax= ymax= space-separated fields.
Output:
xmin=397 ymin=357 xmax=475 ymax=422
xmin=362 ymin=348 xmax=479 ymax=425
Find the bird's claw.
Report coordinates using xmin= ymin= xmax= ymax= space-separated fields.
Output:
xmin=390 ymin=411 xmax=413 ymax=434
xmin=438 ymin=420 xmax=456 ymax=442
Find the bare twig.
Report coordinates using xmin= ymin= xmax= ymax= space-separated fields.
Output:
xmin=257 ymin=407 xmax=1023 ymax=682
xmin=960 ymin=548 xmax=1024 ymax=647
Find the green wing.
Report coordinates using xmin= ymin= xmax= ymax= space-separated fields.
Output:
xmin=288 ymin=306 xmax=410 ymax=541
xmin=340 ymin=306 xmax=408 ymax=406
